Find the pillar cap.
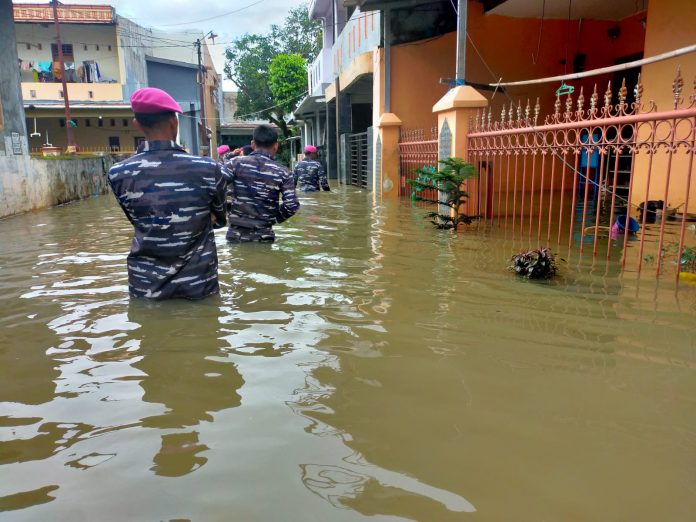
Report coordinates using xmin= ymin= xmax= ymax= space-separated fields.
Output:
xmin=433 ymin=85 xmax=488 ymax=113
xmin=377 ymin=112 xmax=402 ymax=127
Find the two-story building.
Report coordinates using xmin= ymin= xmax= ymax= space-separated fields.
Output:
xmin=13 ymin=2 xmax=221 ymax=155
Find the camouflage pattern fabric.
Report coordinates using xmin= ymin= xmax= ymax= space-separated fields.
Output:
xmin=293 ymin=158 xmax=330 ymax=192
xmin=225 ymin=225 xmax=276 ymax=243
xmin=108 ymin=140 xmax=229 ymax=300
xmin=224 ymin=150 xmax=299 ymax=242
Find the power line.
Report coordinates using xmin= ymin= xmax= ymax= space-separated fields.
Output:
xmin=152 ymin=0 xmax=265 ymax=27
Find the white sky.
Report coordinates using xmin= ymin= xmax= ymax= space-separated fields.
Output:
xmin=13 ymin=0 xmax=309 ymax=90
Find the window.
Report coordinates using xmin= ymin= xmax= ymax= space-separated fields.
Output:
xmin=29 ymin=90 xmax=36 ymax=98
xmin=108 ymin=45 xmax=112 ymax=51
xmin=88 ymin=91 xmax=94 ymax=99
xmin=51 ymin=43 xmax=74 ymax=61
xmin=37 ymin=43 xmax=42 ymax=50
xmin=110 ymin=119 xmax=116 ymax=127
xmin=85 ymin=119 xmax=91 ymax=127
xmin=26 ymin=43 xmax=31 ymax=50
xmin=96 ymin=45 xmax=100 ymax=51
xmin=59 ymin=119 xmax=65 ymax=127
xmin=59 ymin=90 xmax=64 ymax=98
xmin=98 ymin=118 xmax=103 ymax=127
xmin=122 ymin=119 xmax=128 ymax=127
xmin=134 ymin=136 xmax=145 ymax=149
xmin=108 ymin=136 xmax=121 ymax=151
xmin=84 ymin=44 xmax=88 ymax=51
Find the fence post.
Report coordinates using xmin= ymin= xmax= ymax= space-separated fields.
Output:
xmin=376 ymin=112 xmax=402 ymax=198
xmin=432 ymin=86 xmax=488 ymax=216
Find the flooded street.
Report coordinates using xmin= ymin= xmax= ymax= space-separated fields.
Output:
xmin=1 ymin=187 xmax=695 ymax=521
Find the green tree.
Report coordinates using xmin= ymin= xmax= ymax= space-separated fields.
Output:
xmin=224 ymin=3 xmax=321 ymax=138
xmin=269 ymin=54 xmax=308 ymax=117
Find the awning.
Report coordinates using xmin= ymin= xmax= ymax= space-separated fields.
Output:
xmin=293 ymin=95 xmax=327 ymax=118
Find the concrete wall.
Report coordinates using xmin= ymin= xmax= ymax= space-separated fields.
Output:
xmin=631 ymin=0 xmax=696 ymax=211
xmin=0 ymin=0 xmax=29 ymax=156
xmin=0 ymin=155 xmax=112 ymax=218
xmin=116 ymin=16 xmax=148 ymax=100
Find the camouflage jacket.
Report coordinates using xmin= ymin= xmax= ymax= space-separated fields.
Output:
xmin=293 ymin=158 xmax=329 ymax=192
xmin=224 ymin=150 xmax=299 ymax=229
xmin=108 ymin=140 xmax=228 ymax=300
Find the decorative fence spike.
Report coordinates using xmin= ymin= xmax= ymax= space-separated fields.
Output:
xmin=501 ymin=103 xmax=506 ymax=124
xmin=673 ymin=66 xmax=684 ymax=109
xmin=635 ymin=73 xmax=643 ymax=109
xmin=553 ymin=95 xmax=561 ymax=119
xmin=604 ymin=80 xmax=612 ymax=111
xmin=577 ymin=86 xmax=585 ymax=113
xmin=590 ymin=84 xmax=598 ymax=115
xmin=524 ymin=99 xmax=531 ymax=122
xmin=618 ymin=78 xmax=628 ymax=112
xmin=534 ymin=97 xmax=540 ymax=125
xmin=516 ymin=101 xmax=522 ymax=122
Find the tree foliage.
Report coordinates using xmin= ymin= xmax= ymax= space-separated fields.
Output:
xmin=224 ymin=3 xmax=321 ymax=138
xmin=269 ymin=54 xmax=308 ymax=119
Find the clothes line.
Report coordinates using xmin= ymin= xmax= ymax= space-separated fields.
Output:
xmin=487 ymin=43 xmax=696 ymax=88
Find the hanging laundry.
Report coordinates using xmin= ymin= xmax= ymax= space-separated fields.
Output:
xmin=32 ymin=70 xmax=39 ymax=82
xmin=37 ymin=61 xmax=52 ymax=73
xmin=77 ymin=65 xmax=85 ymax=83
xmin=52 ymin=62 xmax=63 ymax=81
xmin=64 ymin=61 xmax=76 ymax=83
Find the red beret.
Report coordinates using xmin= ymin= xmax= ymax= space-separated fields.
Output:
xmin=304 ymin=145 xmax=317 ymax=153
xmin=130 ymin=87 xmax=183 ymax=114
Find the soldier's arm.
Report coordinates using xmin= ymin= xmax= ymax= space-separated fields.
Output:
xmin=319 ymin=164 xmax=330 ymax=191
xmin=210 ymin=163 xmax=229 ymax=229
xmin=276 ymin=170 xmax=300 ymax=224
xmin=292 ymin=163 xmax=300 ymax=186
xmin=107 ymin=170 xmax=137 ymax=227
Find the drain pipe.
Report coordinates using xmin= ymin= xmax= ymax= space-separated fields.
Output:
xmin=384 ymin=8 xmax=391 ymax=113
xmin=455 ymin=0 xmax=467 ymax=84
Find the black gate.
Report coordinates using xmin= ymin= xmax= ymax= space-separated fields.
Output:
xmin=348 ymin=132 xmax=368 ymax=189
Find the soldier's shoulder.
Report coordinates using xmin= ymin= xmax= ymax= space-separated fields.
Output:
xmin=170 ymin=152 xmax=218 ymax=169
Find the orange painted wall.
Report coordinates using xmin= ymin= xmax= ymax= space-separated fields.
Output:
xmin=631 ymin=0 xmax=696 ymax=213
xmin=390 ymin=33 xmax=456 ymax=131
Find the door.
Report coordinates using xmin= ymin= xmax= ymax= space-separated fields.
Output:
xmin=109 ymin=136 xmax=121 ymax=152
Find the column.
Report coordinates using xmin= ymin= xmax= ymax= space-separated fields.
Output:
xmin=375 ymin=112 xmax=401 ymax=199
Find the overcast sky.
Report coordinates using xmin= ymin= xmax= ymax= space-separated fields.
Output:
xmin=14 ymin=0 xmax=309 ymax=91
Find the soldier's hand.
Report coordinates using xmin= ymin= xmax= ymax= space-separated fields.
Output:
xmin=210 ymin=213 xmax=217 ymax=225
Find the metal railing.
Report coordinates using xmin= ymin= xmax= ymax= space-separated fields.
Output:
xmin=332 ymin=8 xmax=381 ymax=78
xmin=467 ymin=69 xmax=696 ymax=279
xmin=398 ymin=127 xmax=438 ymax=199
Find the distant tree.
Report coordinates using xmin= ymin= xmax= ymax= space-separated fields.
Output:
xmin=224 ymin=3 xmax=321 ymax=138
xmin=269 ymin=54 xmax=308 ymax=118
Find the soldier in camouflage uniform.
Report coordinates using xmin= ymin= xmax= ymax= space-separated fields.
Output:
xmin=108 ymin=87 xmax=229 ymax=300
xmin=293 ymin=145 xmax=330 ymax=192
xmin=224 ymin=125 xmax=299 ymax=242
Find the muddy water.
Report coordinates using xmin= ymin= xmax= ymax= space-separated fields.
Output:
xmin=0 ymin=187 xmax=694 ymax=521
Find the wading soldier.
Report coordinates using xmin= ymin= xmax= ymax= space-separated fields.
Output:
xmin=225 ymin=125 xmax=299 ymax=242
xmin=108 ymin=87 xmax=229 ymax=300
xmin=293 ymin=145 xmax=330 ymax=192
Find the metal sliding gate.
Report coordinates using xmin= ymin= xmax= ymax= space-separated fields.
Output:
xmin=348 ymin=132 xmax=369 ymax=188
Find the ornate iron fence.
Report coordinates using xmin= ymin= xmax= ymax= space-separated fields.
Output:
xmin=398 ymin=127 xmax=438 ymax=199
xmin=467 ymin=69 xmax=696 ymax=279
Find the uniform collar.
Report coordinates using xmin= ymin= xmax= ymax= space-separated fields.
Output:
xmin=250 ymin=150 xmax=274 ymax=160
xmin=137 ymin=140 xmax=186 ymax=153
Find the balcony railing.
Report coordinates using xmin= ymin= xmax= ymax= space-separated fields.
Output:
xmin=308 ymin=48 xmax=332 ymax=97
xmin=332 ymin=8 xmax=381 ymax=78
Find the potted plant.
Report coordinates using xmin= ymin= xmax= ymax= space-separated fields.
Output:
xmin=407 ymin=157 xmax=478 ymax=230
xmin=509 ymin=248 xmax=559 ymax=279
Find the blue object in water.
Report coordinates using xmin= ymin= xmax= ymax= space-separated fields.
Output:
xmin=616 ymin=215 xmax=640 ymax=233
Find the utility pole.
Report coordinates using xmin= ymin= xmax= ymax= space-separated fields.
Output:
xmin=195 ymin=38 xmax=208 ymax=156
xmin=52 ymin=0 xmax=76 ymax=150
xmin=455 ymin=0 xmax=467 ymax=84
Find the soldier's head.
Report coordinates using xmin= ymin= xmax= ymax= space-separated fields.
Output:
xmin=133 ymin=112 xmax=179 ymax=141
xmin=130 ymin=88 xmax=182 ymax=141
xmin=304 ymin=145 xmax=318 ymax=160
xmin=252 ymin=125 xmax=278 ymax=155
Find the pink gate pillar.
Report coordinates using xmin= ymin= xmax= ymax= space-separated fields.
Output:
xmin=432 ymin=86 xmax=488 ymax=216
xmin=377 ymin=112 xmax=402 ymax=198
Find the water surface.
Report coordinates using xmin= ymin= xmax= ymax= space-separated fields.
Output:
xmin=0 ymin=187 xmax=694 ymax=521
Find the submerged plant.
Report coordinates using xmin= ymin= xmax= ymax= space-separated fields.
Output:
xmin=509 ymin=248 xmax=559 ymax=279
xmin=407 ymin=157 xmax=477 ymax=230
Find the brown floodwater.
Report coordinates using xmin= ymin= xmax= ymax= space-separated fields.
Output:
xmin=0 ymin=187 xmax=694 ymax=521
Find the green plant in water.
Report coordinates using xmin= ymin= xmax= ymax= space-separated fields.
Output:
xmin=406 ymin=157 xmax=477 ymax=230
xmin=509 ymin=248 xmax=559 ymax=279
xmin=661 ymin=243 xmax=696 ymax=272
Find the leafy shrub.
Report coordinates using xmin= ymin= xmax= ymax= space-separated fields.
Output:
xmin=509 ymin=248 xmax=558 ymax=279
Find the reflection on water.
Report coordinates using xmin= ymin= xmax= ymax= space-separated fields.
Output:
xmin=0 ymin=188 xmax=695 ymax=521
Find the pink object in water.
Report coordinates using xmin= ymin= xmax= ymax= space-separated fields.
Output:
xmin=610 ymin=223 xmax=621 ymax=239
